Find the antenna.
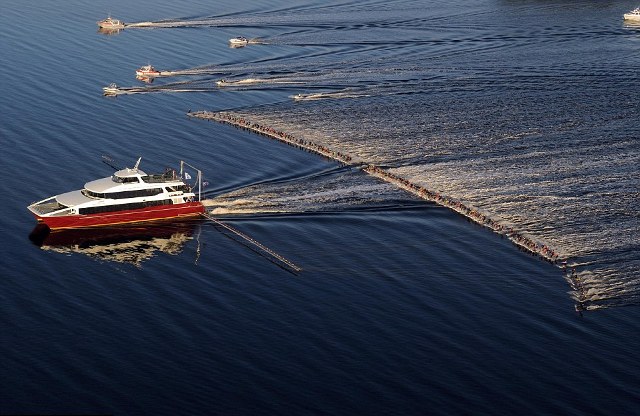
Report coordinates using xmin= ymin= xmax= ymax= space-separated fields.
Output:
xmin=101 ymin=154 xmax=122 ymax=170
xmin=133 ymin=156 xmax=142 ymax=170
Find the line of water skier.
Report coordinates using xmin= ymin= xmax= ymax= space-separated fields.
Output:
xmin=190 ymin=110 xmax=567 ymax=268
xmin=189 ymin=111 xmax=354 ymax=164
xmin=363 ymin=165 xmax=562 ymax=261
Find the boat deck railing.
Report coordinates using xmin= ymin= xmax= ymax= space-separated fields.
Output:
xmin=142 ymin=172 xmax=183 ymax=184
xmin=29 ymin=201 xmax=68 ymax=216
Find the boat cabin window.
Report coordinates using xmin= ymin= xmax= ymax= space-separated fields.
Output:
xmin=112 ymin=175 xmax=140 ymax=183
xmin=78 ymin=199 xmax=173 ymax=215
xmin=165 ymin=185 xmax=190 ymax=193
xmin=83 ymin=188 xmax=163 ymax=199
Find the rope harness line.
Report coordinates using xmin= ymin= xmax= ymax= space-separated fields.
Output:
xmin=201 ymin=212 xmax=302 ymax=273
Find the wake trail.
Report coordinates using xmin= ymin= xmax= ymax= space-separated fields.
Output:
xmin=103 ymin=80 xmax=220 ymax=96
xmin=124 ymin=19 xmax=227 ymax=29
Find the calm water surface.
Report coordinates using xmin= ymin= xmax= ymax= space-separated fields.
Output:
xmin=1 ymin=0 xmax=639 ymax=414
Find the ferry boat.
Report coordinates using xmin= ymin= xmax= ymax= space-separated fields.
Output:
xmin=97 ymin=16 xmax=125 ymax=29
xmin=28 ymin=158 xmax=205 ymax=230
xmin=624 ymin=8 xmax=640 ymax=21
xmin=229 ymin=36 xmax=249 ymax=46
xmin=135 ymin=64 xmax=161 ymax=77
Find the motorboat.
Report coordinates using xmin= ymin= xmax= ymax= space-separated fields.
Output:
xmin=624 ymin=8 xmax=640 ymax=21
xmin=292 ymin=92 xmax=327 ymax=101
xmin=102 ymin=83 xmax=119 ymax=96
xmin=216 ymin=79 xmax=229 ymax=86
xmin=135 ymin=64 xmax=161 ymax=77
xmin=97 ymin=16 xmax=125 ymax=29
xmin=28 ymin=158 xmax=205 ymax=230
xmin=229 ymin=36 xmax=249 ymax=46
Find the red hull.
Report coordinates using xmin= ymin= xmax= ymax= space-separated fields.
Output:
xmin=34 ymin=202 xmax=205 ymax=230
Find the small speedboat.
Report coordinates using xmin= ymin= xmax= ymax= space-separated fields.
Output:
xmin=292 ymin=93 xmax=326 ymax=101
xmin=102 ymin=83 xmax=119 ymax=96
xmin=97 ymin=16 xmax=125 ymax=29
xmin=229 ymin=36 xmax=249 ymax=46
xmin=624 ymin=8 xmax=640 ymax=21
xmin=135 ymin=64 xmax=161 ymax=77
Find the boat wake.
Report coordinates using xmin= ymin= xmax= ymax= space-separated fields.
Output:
xmin=158 ymin=68 xmax=225 ymax=77
xmin=291 ymin=89 xmax=371 ymax=101
xmin=107 ymin=73 xmax=311 ymax=96
xmin=217 ymin=77 xmax=305 ymax=87
xmin=124 ymin=19 xmax=226 ymax=29
xmin=203 ymin=176 xmax=397 ymax=216
xmin=103 ymin=80 xmax=218 ymax=96
xmin=121 ymin=12 xmax=322 ymax=29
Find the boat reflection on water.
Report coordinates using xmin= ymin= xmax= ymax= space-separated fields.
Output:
xmin=29 ymin=220 xmax=200 ymax=266
xmin=136 ymin=75 xmax=155 ymax=84
xmin=97 ymin=27 xmax=123 ymax=36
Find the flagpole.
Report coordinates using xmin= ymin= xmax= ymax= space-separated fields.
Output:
xmin=180 ymin=160 xmax=202 ymax=202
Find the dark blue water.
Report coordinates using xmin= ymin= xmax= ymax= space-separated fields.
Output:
xmin=2 ymin=0 xmax=640 ymax=414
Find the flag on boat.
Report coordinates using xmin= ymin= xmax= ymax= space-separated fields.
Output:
xmin=184 ymin=172 xmax=192 ymax=180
